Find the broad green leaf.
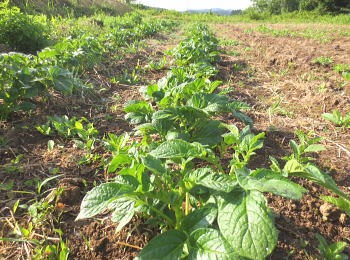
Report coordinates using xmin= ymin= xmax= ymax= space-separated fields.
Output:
xmin=187 ymin=93 xmax=227 ymax=110
xmin=124 ymin=100 xmax=153 ymax=124
xmin=188 ymin=228 xmax=238 ymax=260
xmin=191 ymin=120 xmax=225 ymax=146
xmin=236 ymin=168 xmax=307 ymax=200
xmin=322 ymin=113 xmax=339 ymax=125
xmin=136 ymin=123 xmax=156 ymax=135
xmin=240 ymin=132 xmax=265 ymax=153
xmin=150 ymin=139 xmax=205 ymax=159
xmin=293 ymin=164 xmax=348 ymax=199
xmin=76 ymin=183 xmax=133 ymax=220
xmin=152 ymin=108 xmax=177 ymax=120
xmin=125 ymin=112 xmax=148 ymax=125
xmin=108 ymin=154 xmax=132 ymax=173
xmin=217 ymin=190 xmax=277 ymax=259
xmin=232 ymin=111 xmax=253 ymax=126
xmin=181 ymin=204 xmax=217 ymax=233
xmin=110 ymin=198 xmax=135 ymax=232
xmin=304 ymin=144 xmax=326 ymax=153
xmin=186 ymin=168 xmax=237 ymax=193
xmin=124 ymin=100 xmax=153 ymax=113
xmin=283 ymin=159 xmax=304 ymax=174
xmin=137 ymin=230 xmax=187 ymax=260
xmin=177 ymin=106 xmax=209 ymax=121
xmin=49 ymin=67 xmax=75 ymax=95
xmin=142 ymin=154 xmax=166 ymax=175
xmin=166 ymin=131 xmax=191 ymax=141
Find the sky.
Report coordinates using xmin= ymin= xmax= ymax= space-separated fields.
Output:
xmin=135 ymin=0 xmax=252 ymax=11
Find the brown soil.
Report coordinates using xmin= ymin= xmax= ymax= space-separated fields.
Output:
xmin=214 ymin=22 xmax=350 ymax=259
xmin=1 ymin=21 xmax=350 ymax=260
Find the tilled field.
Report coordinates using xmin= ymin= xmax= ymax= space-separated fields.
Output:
xmin=1 ymin=20 xmax=350 ymax=259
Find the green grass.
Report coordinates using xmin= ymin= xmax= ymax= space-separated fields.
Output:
xmin=11 ymin=0 xmax=131 ymax=17
xmin=137 ymin=8 xmax=350 ymax=25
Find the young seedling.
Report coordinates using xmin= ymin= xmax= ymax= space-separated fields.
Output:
xmin=322 ymin=110 xmax=350 ymax=128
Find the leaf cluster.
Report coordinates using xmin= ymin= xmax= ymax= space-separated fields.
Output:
xmin=0 ymin=1 xmax=51 ymax=53
xmin=77 ymin=22 xmax=349 ymax=260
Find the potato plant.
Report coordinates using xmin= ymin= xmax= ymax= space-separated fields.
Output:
xmin=75 ymin=24 xmax=350 ymax=259
xmin=0 ymin=13 xmax=175 ymax=120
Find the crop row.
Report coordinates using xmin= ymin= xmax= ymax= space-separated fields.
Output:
xmin=0 ymin=12 xmax=175 ymax=120
xmin=74 ymin=24 xmax=350 ymax=259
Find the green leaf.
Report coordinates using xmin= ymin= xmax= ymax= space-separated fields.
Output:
xmin=191 ymin=120 xmax=225 ymax=146
xmin=293 ymin=164 xmax=348 ymax=199
xmin=48 ymin=67 xmax=75 ymax=95
xmin=76 ymin=183 xmax=133 ymax=220
xmin=137 ymin=230 xmax=187 ymax=260
xmin=232 ymin=111 xmax=253 ymax=126
xmin=316 ymin=233 xmax=348 ymax=257
xmin=166 ymin=131 xmax=191 ymax=141
xmin=125 ymin=112 xmax=147 ymax=125
xmin=108 ymin=154 xmax=132 ymax=173
xmin=217 ymin=190 xmax=277 ymax=259
xmin=322 ymin=112 xmax=339 ymax=125
xmin=320 ymin=196 xmax=350 ymax=216
xmin=142 ymin=154 xmax=166 ymax=175
xmin=304 ymin=144 xmax=326 ymax=153
xmin=290 ymin=140 xmax=299 ymax=157
xmin=283 ymin=159 xmax=304 ymax=174
xmin=186 ymin=168 xmax=237 ymax=193
xmin=236 ymin=168 xmax=307 ymax=200
xmin=152 ymin=108 xmax=177 ymax=121
xmin=150 ymin=139 xmax=205 ymax=159
xmin=124 ymin=100 xmax=153 ymax=124
xmin=188 ymin=228 xmax=238 ymax=260
xmin=181 ymin=204 xmax=217 ymax=233
xmin=110 ymin=198 xmax=135 ymax=232
xmin=124 ymin=100 xmax=153 ymax=114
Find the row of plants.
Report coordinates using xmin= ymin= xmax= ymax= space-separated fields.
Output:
xmin=75 ymin=24 xmax=350 ymax=259
xmin=0 ymin=11 xmax=175 ymax=120
xmin=0 ymin=10 xmax=176 ymax=258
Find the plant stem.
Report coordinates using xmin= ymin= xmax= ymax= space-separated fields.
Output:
xmin=138 ymin=200 xmax=175 ymax=228
xmin=185 ymin=192 xmax=189 ymax=215
xmin=174 ymin=206 xmax=183 ymax=230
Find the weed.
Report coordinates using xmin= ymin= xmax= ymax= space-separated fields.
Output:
xmin=312 ymin=56 xmax=334 ymax=66
xmin=316 ymin=234 xmax=348 ymax=260
xmin=322 ymin=110 xmax=350 ymax=128
xmin=333 ymin=64 xmax=350 ymax=81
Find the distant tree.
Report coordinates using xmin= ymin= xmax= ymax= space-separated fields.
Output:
xmin=231 ymin=9 xmax=243 ymax=15
xmin=252 ymin=0 xmax=350 ymax=14
xmin=252 ymin=0 xmax=298 ymax=14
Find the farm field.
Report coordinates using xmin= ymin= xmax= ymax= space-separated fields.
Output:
xmin=1 ymin=2 xmax=350 ymax=259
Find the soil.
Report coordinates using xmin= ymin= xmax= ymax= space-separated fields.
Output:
xmin=1 ymin=21 xmax=350 ymax=259
xmin=214 ymin=22 xmax=350 ymax=259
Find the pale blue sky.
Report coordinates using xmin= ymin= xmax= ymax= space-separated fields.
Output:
xmin=135 ymin=0 xmax=252 ymax=11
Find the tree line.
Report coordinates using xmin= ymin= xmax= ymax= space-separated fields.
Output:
xmin=250 ymin=0 xmax=350 ymax=14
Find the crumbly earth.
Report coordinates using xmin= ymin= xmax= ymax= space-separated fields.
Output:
xmin=1 ymin=22 xmax=350 ymax=259
xmin=214 ymin=22 xmax=350 ymax=259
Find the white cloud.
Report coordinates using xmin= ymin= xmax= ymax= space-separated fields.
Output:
xmin=135 ymin=0 xmax=252 ymax=11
